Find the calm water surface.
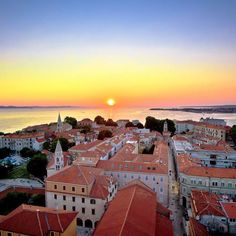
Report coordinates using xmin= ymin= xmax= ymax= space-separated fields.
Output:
xmin=0 ymin=107 xmax=236 ymax=133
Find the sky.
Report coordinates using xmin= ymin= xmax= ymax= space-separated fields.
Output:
xmin=0 ymin=0 xmax=236 ymax=108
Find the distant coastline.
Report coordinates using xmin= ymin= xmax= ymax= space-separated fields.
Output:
xmin=0 ymin=106 xmax=80 ymax=109
xmin=150 ymin=105 xmax=236 ymax=114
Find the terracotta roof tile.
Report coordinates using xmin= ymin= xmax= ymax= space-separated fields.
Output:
xmin=94 ymin=180 xmax=157 ymax=236
xmin=221 ymin=202 xmax=236 ymax=219
xmin=46 ymin=165 xmax=103 ymax=185
xmin=189 ymin=218 xmax=209 ymax=236
xmin=191 ymin=190 xmax=225 ymax=217
xmin=0 ymin=204 xmax=77 ymax=236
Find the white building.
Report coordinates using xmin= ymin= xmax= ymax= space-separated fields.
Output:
xmin=189 ymin=144 xmax=236 ymax=168
xmin=0 ymin=132 xmax=45 ymax=152
xmin=190 ymin=190 xmax=236 ymax=235
xmin=96 ymin=141 xmax=170 ymax=206
xmin=171 ymin=135 xmax=193 ymax=156
xmin=175 ymin=120 xmax=196 ymax=134
xmin=176 ymin=154 xmax=236 ymax=207
xmin=200 ymin=117 xmax=227 ymax=126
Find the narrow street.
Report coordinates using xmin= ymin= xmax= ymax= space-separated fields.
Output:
xmin=168 ymin=144 xmax=184 ymax=236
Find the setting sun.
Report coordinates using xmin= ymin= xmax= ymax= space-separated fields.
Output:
xmin=107 ymin=98 xmax=116 ymax=106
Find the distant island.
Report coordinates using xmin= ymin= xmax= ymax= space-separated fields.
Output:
xmin=150 ymin=105 xmax=236 ymax=113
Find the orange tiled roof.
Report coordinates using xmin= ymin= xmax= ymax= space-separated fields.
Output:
xmin=0 ymin=204 xmax=77 ymax=236
xmin=221 ymin=202 xmax=236 ymax=219
xmin=182 ymin=166 xmax=236 ymax=179
xmin=189 ymin=218 xmax=209 ymax=236
xmin=46 ymin=165 xmax=103 ymax=185
xmin=94 ymin=180 xmax=173 ymax=236
xmin=191 ymin=190 xmax=225 ymax=217
xmin=196 ymin=122 xmax=230 ymax=131
xmin=176 ymin=154 xmax=200 ymax=172
xmin=94 ymin=180 xmax=157 ymax=236
xmin=3 ymin=132 xmax=44 ymax=139
xmin=117 ymin=143 xmax=136 ymax=155
xmin=97 ymin=159 xmax=167 ymax=174
xmin=199 ymin=144 xmax=236 ymax=152
xmin=90 ymin=175 xmax=116 ymax=200
xmin=69 ymin=140 xmax=102 ymax=152
xmin=156 ymin=213 xmax=173 ymax=236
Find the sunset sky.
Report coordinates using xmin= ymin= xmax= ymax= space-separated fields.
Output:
xmin=0 ymin=0 xmax=236 ymax=108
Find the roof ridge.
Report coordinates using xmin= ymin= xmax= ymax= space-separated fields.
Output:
xmin=36 ymin=210 xmax=44 ymax=236
xmin=56 ymin=212 xmax=64 ymax=232
xmin=119 ymin=185 xmax=137 ymax=236
xmin=78 ymin=165 xmax=89 ymax=185
xmin=45 ymin=212 xmax=51 ymax=232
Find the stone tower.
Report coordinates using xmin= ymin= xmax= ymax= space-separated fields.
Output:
xmin=55 ymin=140 xmax=64 ymax=171
xmin=163 ymin=120 xmax=168 ymax=133
xmin=56 ymin=113 xmax=62 ymax=132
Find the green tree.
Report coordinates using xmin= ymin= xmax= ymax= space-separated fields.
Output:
xmin=145 ymin=116 xmax=161 ymax=132
xmin=20 ymin=147 xmax=39 ymax=158
xmin=0 ymin=132 xmax=4 ymax=135
xmin=80 ymin=125 xmax=91 ymax=134
xmin=0 ymin=192 xmax=30 ymax=214
xmin=105 ymin=119 xmax=118 ymax=127
xmin=29 ymin=194 xmax=45 ymax=206
xmin=0 ymin=165 xmax=8 ymax=179
xmin=136 ymin=122 xmax=144 ymax=129
xmin=64 ymin=116 xmax=77 ymax=128
xmin=231 ymin=125 xmax=236 ymax=145
xmin=27 ymin=153 xmax=48 ymax=180
xmin=51 ymin=138 xmax=69 ymax=152
xmin=94 ymin=115 xmax=106 ymax=125
xmin=98 ymin=130 xmax=113 ymax=140
xmin=42 ymin=141 xmax=51 ymax=150
xmin=125 ymin=122 xmax=135 ymax=128
xmin=145 ymin=116 xmax=176 ymax=134
xmin=0 ymin=147 xmax=11 ymax=159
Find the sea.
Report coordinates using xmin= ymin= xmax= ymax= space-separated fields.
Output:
xmin=0 ymin=107 xmax=236 ymax=133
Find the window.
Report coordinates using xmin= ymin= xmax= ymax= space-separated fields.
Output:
xmin=82 ymin=198 xmax=85 ymax=203
xmin=160 ymin=187 xmax=163 ymax=193
xmin=72 ymin=206 xmax=76 ymax=211
xmin=145 ymin=176 xmax=148 ymax=181
xmin=72 ymin=197 xmax=75 ymax=202
xmin=63 ymin=195 xmax=66 ymax=201
xmin=63 ymin=186 xmax=66 ymax=190
xmin=82 ymin=207 xmax=85 ymax=214
xmin=54 ymin=185 xmax=57 ymax=189
xmin=228 ymin=183 xmax=232 ymax=188
xmin=92 ymin=209 xmax=95 ymax=215
xmin=54 ymin=194 xmax=57 ymax=200
xmin=7 ymin=233 xmax=12 ymax=236
xmin=160 ymin=177 xmax=163 ymax=182
xmin=221 ymin=182 xmax=225 ymax=187
xmin=72 ymin=187 xmax=75 ymax=191
xmin=90 ymin=199 xmax=96 ymax=204
xmin=50 ymin=232 xmax=54 ymax=236
xmin=82 ymin=188 xmax=85 ymax=193
xmin=63 ymin=205 xmax=66 ymax=210
xmin=124 ymin=174 xmax=127 ymax=178
xmin=153 ymin=177 xmax=156 ymax=181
